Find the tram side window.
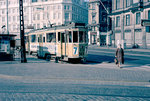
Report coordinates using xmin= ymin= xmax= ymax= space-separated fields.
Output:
xmin=69 ymin=31 xmax=72 ymax=43
xmin=73 ymin=31 xmax=78 ymax=43
xmin=58 ymin=32 xmax=65 ymax=43
xmin=38 ymin=35 xmax=42 ymax=42
xmin=47 ymin=33 xmax=56 ymax=43
xmin=62 ymin=33 xmax=65 ymax=43
xmin=31 ymin=35 xmax=36 ymax=43
xmin=79 ymin=31 xmax=84 ymax=43
xmin=58 ymin=32 xmax=60 ymax=42
xmin=43 ymin=37 xmax=45 ymax=43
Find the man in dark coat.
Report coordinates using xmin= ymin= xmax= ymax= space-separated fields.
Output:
xmin=116 ymin=44 xmax=124 ymax=68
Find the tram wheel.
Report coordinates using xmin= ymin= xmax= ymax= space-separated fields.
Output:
xmin=45 ymin=54 xmax=51 ymax=61
xmin=37 ymin=54 xmax=40 ymax=59
xmin=81 ymin=58 xmax=87 ymax=64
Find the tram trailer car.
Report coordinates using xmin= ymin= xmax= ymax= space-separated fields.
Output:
xmin=25 ymin=23 xmax=88 ymax=62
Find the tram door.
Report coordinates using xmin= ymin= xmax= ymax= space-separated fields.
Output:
xmin=26 ymin=36 xmax=30 ymax=53
xmin=38 ymin=34 xmax=43 ymax=57
xmin=59 ymin=32 xmax=68 ymax=58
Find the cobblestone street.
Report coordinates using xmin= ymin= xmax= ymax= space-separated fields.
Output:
xmin=0 ymin=46 xmax=150 ymax=100
xmin=0 ymin=93 xmax=150 ymax=101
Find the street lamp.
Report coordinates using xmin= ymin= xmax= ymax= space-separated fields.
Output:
xmin=98 ymin=0 xmax=110 ymax=47
xmin=6 ymin=0 xmax=9 ymax=34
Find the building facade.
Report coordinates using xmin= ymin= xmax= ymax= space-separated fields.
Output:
xmin=88 ymin=0 xmax=112 ymax=46
xmin=0 ymin=0 xmax=88 ymax=39
xmin=111 ymin=0 xmax=150 ymax=49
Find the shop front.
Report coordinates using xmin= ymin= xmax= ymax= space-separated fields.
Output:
xmin=88 ymin=32 xmax=97 ymax=45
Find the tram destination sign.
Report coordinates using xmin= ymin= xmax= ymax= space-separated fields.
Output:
xmin=141 ymin=19 xmax=150 ymax=26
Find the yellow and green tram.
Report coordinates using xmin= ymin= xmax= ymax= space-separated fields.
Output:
xmin=25 ymin=23 xmax=88 ymax=62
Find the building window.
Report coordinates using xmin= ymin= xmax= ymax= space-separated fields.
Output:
xmin=24 ymin=8 xmax=26 ymax=12
xmin=47 ymin=13 xmax=49 ymax=19
xmin=136 ymin=12 xmax=141 ymax=24
xmin=126 ymin=14 xmax=130 ymax=26
xmin=33 ymin=15 xmax=36 ymax=20
xmin=37 ymin=14 xmax=40 ymax=20
xmin=65 ymin=13 xmax=69 ymax=21
xmin=126 ymin=0 xmax=131 ymax=7
xmin=116 ymin=16 xmax=120 ymax=27
xmin=32 ymin=0 xmax=37 ymax=2
xmin=92 ymin=3 xmax=95 ymax=10
xmin=13 ymin=25 xmax=16 ymax=30
xmin=133 ymin=0 xmax=139 ymax=4
xmin=58 ymin=13 xmax=61 ymax=19
xmin=12 ymin=9 xmax=15 ymax=13
xmin=9 ymin=16 xmax=11 ymax=22
xmin=116 ymin=0 xmax=120 ymax=10
xmin=92 ymin=12 xmax=96 ymax=24
xmin=53 ymin=5 xmax=56 ymax=10
xmin=64 ymin=5 xmax=66 ymax=10
xmin=13 ymin=16 xmax=16 ymax=21
xmin=53 ymin=13 xmax=56 ymax=19
xmin=2 ymin=17 xmax=5 ymax=22
xmin=2 ymin=9 xmax=5 ymax=14
xmin=58 ymin=5 xmax=61 ymax=9
xmin=37 ymin=24 xmax=40 ymax=29
xmin=67 ymin=5 xmax=70 ymax=10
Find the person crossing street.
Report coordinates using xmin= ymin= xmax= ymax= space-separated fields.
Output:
xmin=115 ymin=44 xmax=124 ymax=68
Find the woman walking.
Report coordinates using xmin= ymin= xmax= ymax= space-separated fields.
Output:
xmin=116 ymin=44 xmax=124 ymax=68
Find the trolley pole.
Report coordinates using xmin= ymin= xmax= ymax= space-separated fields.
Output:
xmin=19 ymin=0 xmax=27 ymax=63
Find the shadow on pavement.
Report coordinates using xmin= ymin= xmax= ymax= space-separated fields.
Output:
xmin=85 ymin=54 xmax=139 ymax=65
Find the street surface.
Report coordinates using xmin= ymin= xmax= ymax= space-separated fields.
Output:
xmin=0 ymin=45 xmax=150 ymax=100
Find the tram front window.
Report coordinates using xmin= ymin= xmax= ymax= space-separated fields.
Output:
xmin=62 ymin=33 xmax=65 ymax=43
xmin=47 ymin=33 xmax=56 ymax=43
xmin=79 ymin=31 xmax=84 ymax=43
xmin=31 ymin=35 xmax=36 ymax=43
xmin=73 ymin=31 xmax=78 ymax=43
xmin=69 ymin=31 xmax=72 ymax=43
xmin=58 ymin=32 xmax=65 ymax=43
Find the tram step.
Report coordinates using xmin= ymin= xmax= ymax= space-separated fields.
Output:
xmin=59 ymin=57 xmax=68 ymax=62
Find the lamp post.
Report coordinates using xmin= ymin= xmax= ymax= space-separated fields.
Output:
xmin=98 ymin=0 xmax=110 ymax=48
xmin=19 ymin=0 xmax=27 ymax=63
xmin=6 ymin=0 xmax=9 ymax=34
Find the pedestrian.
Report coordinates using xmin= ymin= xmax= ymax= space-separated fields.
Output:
xmin=115 ymin=44 xmax=124 ymax=68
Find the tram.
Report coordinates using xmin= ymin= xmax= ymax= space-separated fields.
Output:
xmin=25 ymin=23 xmax=88 ymax=62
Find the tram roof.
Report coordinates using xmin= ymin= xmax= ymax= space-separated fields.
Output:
xmin=0 ymin=34 xmax=17 ymax=37
xmin=26 ymin=23 xmax=87 ymax=34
